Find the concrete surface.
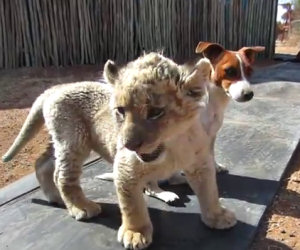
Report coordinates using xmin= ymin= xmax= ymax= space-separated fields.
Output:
xmin=0 ymin=62 xmax=299 ymax=250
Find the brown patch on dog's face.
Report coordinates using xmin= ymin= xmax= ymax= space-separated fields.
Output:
xmin=212 ymin=51 xmax=244 ymax=91
xmin=196 ymin=42 xmax=243 ymax=91
xmin=104 ymin=53 xmax=210 ymax=157
xmin=195 ymin=41 xmax=265 ymax=93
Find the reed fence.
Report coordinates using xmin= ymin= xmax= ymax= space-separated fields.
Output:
xmin=0 ymin=0 xmax=278 ymax=69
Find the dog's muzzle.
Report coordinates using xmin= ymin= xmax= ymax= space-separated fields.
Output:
xmin=227 ymin=80 xmax=254 ymax=102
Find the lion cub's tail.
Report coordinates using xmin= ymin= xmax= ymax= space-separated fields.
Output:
xmin=2 ymin=94 xmax=45 ymax=162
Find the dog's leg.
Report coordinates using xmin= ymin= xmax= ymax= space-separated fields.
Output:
xmin=95 ymin=172 xmax=115 ymax=181
xmin=145 ymin=181 xmax=179 ymax=203
xmin=115 ymin=172 xmax=153 ymax=249
xmin=96 ymin=171 xmax=186 ymax=185
xmin=97 ymin=173 xmax=180 ymax=203
xmin=215 ymin=162 xmax=228 ymax=173
xmin=211 ymin=136 xmax=228 ymax=173
xmin=35 ymin=142 xmax=63 ymax=205
xmin=185 ymin=155 xmax=236 ymax=229
xmin=167 ymin=171 xmax=187 ymax=185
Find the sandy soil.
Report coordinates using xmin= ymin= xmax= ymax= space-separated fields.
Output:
xmin=251 ymin=147 xmax=300 ymax=250
xmin=0 ymin=65 xmax=102 ymax=188
xmin=0 ymin=109 xmax=49 ymax=188
xmin=0 ymin=62 xmax=299 ymax=249
xmin=275 ymin=33 xmax=300 ymax=56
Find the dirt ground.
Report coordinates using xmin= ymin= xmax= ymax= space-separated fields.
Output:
xmin=275 ymin=33 xmax=300 ymax=56
xmin=251 ymin=143 xmax=300 ymax=250
xmin=0 ymin=65 xmax=102 ymax=188
xmin=0 ymin=62 xmax=299 ymax=249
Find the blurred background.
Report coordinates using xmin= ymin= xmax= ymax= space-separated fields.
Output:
xmin=276 ymin=0 xmax=300 ymax=56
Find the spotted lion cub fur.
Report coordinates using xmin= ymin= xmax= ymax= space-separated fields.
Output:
xmin=2 ymin=53 xmax=236 ymax=250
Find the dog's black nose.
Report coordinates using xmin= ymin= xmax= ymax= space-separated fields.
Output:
xmin=243 ymin=91 xmax=254 ymax=101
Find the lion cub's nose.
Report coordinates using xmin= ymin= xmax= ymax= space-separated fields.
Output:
xmin=124 ymin=139 xmax=143 ymax=151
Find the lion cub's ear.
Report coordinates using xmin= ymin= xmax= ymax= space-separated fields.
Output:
xmin=104 ymin=60 xmax=119 ymax=85
xmin=183 ymin=58 xmax=211 ymax=101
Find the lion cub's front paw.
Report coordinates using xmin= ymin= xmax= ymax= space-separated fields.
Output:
xmin=68 ymin=200 xmax=101 ymax=221
xmin=118 ymin=224 xmax=153 ymax=250
xmin=202 ymin=207 xmax=237 ymax=229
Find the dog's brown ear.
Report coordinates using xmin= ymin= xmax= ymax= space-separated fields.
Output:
xmin=195 ymin=42 xmax=224 ymax=64
xmin=239 ymin=46 xmax=265 ymax=64
xmin=104 ymin=60 xmax=119 ymax=85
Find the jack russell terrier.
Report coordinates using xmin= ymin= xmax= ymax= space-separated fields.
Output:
xmin=96 ymin=42 xmax=265 ymax=203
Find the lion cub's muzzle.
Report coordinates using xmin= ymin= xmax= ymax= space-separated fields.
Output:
xmin=123 ymin=133 xmax=165 ymax=163
xmin=124 ymin=138 xmax=143 ymax=152
xmin=139 ymin=144 xmax=165 ymax=162
xmin=122 ymin=124 xmax=145 ymax=152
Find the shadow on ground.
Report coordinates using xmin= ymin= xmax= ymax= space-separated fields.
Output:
xmin=162 ymin=173 xmax=280 ymax=207
xmin=27 ymin=201 xmax=277 ymax=250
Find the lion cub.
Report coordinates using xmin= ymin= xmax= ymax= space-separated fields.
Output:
xmin=3 ymin=53 xmax=236 ymax=250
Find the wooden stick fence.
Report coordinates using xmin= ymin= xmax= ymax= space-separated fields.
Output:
xmin=0 ymin=0 xmax=278 ymax=69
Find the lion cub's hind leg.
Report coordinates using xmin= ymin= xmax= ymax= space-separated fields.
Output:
xmin=45 ymin=108 xmax=102 ymax=221
xmin=54 ymin=142 xmax=102 ymax=220
xmin=35 ymin=142 xmax=63 ymax=205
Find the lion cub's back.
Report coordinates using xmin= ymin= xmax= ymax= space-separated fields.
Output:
xmin=42 ymin=81 xmax=112 ymax=116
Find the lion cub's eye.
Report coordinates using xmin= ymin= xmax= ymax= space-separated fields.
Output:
xmin=147 ymin=107 xmax=165 ymax=120
xmin=116 ymin=107 xmax=125 ymax=117
xmin=186 ymin=89 xmax=203 ymax=98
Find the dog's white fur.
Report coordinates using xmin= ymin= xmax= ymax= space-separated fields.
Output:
xmin=227 ymin=54 xmax=252 ymax=102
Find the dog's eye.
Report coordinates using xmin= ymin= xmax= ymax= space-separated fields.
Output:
xmin=225 ymin=67 xmax=237 ymax=78
xmin=116 ymin=107 xmax=125 ymax=117
xmin=147 ymin=107 xmax=165 ymax=120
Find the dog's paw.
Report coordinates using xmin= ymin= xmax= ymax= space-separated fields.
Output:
xmin=118 ymin=224 xmax=153 ymax=250
xmin=95 ymin=172 xmax=115 ymax=181
xmin=144 ymin=187 xmax=180 ymax=204
xmin=215 ymin=163 xmax=229 ymax=174
xmin=68 ymin=200 xmax=102 ymax=221
xmin=156 ymin=191 xmax=180 ymax=203
xmin=202 ymin=207 xmax=237 ymax=229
